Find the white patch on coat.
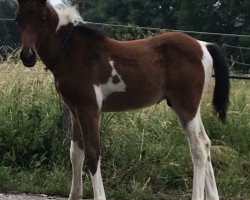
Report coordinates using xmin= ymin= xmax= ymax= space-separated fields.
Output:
xmin=185 ymin=109 xmax=207 ymax=200
xmin=93 ymin=85 xmax=103 ymax=110
xmin=198 ymin=41 xmax=213 ymax=95
xmin=93 ymin=59 xmax=127 ymax=110
xmin=101 ymin=60 xmax=127 ymax=98
xmin=184 ymin=108 xmax=219 ymax=200
xmin=50 ymin=3 xmax=84 ymax=32
xmin=91 ymin=158 xmax=106 ymax=200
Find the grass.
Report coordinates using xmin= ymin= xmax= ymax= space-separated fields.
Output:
xmin=0 ymin=61 xmax=249 ymax=200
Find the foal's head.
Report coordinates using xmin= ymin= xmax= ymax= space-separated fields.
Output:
xmin=16 ymin=0 xmax=47 ymax=67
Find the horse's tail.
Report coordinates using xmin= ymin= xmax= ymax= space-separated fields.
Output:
xmin=206 ymin=44 xmax=230 ymax=124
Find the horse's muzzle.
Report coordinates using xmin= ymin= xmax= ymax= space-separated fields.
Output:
xmin=20 ymin=48 xmax=37 ymax=67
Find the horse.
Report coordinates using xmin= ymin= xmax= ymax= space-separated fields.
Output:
xmin=15 ymin=0 xmax=230 ymax=200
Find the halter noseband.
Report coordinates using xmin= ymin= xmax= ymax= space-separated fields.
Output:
xmin=45 ymin=24 xmax=74 ymax=71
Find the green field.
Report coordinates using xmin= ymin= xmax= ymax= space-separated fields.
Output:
xmin=0 ymin=62 xmax=249 ymax=200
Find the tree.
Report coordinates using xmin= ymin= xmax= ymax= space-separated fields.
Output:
xmin=84 ymin=0 xmax=250 ymax=73
xmin=85 ymin=0 xmax=178 ymax=29
xmin=0 ymin=0 xmax=19 ymax=46
xmin=177 ymin=0 xmax=250 ymax=34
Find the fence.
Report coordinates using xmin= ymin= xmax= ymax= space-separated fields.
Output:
xmin=0 ymin=18 xmax=250 ymax=79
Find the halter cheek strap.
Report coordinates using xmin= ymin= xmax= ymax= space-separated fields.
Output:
xmin=45 ymin=24 xmax=74 ymax=71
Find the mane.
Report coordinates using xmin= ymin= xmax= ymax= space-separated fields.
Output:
xmin=49 ymin=2 xmax=84 ymax=31
xmin=49 ymin=1 xmax=105 ymax=39
xmin=75 ymin=22 xmax=105 ymax=40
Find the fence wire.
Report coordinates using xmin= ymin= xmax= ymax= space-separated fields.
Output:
xmin=0 ymin=18 xmax=249 ymax=79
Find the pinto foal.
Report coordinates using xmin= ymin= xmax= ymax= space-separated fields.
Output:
xmin=16 ymin=0 xmax=229 ymax=200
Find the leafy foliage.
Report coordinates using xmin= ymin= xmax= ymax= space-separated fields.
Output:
xmin=0 ymin=0 xmax=18 ymax=46
xmin=0 ymin=0 xmax=250 ymax=72
xmin=85 ymin=0 xmax=178 ymax=29
xmin=0 ymin=63 xmax=69 ymax=170
xmin=84 ymin=0 xmax=250 ymax=73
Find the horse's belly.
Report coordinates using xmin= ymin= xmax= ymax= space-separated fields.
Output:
xmin=96 ymin=60 xmax=167 ymax=112
xmin=101 ymin=86 xmax=165 ymax=112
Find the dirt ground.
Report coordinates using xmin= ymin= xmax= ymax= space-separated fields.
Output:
xmin=0 ymin=194 xmax=68 ymax=200
xmin=0 ymin=193 xmax=247 ymax=200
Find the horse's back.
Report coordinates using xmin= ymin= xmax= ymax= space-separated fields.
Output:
xmin=106 ymin=32 xmax=202 ymax=56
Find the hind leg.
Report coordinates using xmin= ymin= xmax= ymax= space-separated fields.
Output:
xmin=180 ymin=109 xmax=207 ymax=200
xmin=175 ymin=107 xmax=219 ymax=200
xmin=200 ymin=122 xmax=219 ymax=200
xmin=165 ymin=79 xmax=207 ymax=199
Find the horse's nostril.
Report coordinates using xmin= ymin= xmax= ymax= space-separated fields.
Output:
xmin=21 ymin=49 xmax=33 ymax=59
xmin=20 ymin=48 xmax=37 ymax=67
xmin=28 ymin=49 xmax=36 ymax=60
